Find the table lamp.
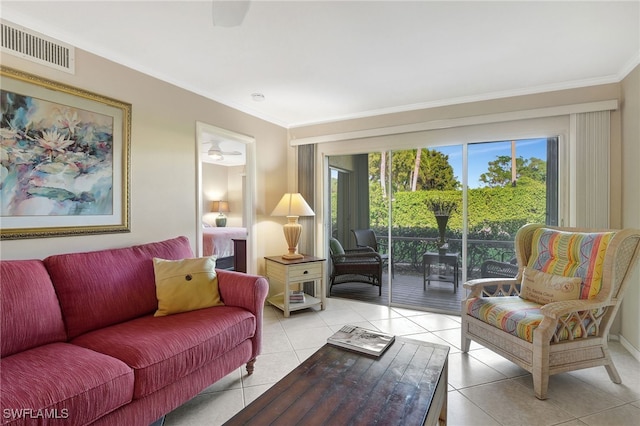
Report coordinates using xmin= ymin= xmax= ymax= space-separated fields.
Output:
xmin=271 ymin=193 xmax=315 ymax=260
xmin=211 ymin=200 xmax=230 ymax=227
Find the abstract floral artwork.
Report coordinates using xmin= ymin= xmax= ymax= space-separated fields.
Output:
xmin=1 ymin=67 xmax=130 ymax=239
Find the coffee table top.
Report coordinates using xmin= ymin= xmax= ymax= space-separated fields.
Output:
xmin=224 ymin=337 xmax=449 ymax=425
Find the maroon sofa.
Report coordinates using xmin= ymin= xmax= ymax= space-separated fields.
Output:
xmin=0 ymin=236 xmax=268 ymax=425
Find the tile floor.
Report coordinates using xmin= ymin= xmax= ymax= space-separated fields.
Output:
xmin=164 ymin=298 xmax=640 ymax=426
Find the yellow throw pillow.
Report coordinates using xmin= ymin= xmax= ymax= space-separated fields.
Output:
xmin=153 ymin=256 xmax=223 ymax=317
xmin=520 ymin=267 xmax=582 ymax=305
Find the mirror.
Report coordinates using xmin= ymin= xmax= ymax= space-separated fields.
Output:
xmin=196 ymin=122 xmax=256 ymax=274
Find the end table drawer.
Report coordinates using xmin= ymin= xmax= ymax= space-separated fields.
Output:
xmin=288 ymin=262 xmax=323 ymax=281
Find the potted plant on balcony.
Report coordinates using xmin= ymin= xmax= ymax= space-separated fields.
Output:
xmin=426 ymin=198 xmax=458 ymax=254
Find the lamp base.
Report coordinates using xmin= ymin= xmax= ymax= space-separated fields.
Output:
xmin=281 ymin=216 xmax=304 ymax=261
xmin=215 ymin=214 xmax=227 ymax=227
xmin=282 ymin=253 xmax=304 ymax=260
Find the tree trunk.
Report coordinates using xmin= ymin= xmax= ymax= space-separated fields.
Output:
xmin=411 ymin=148 xmax=421 ymax=191
xmin=381 ymin=151 xmax=387 ymax=198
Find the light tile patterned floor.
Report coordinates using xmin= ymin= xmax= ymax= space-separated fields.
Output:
xmin=164 ymin=298 xmax=640 ymax=426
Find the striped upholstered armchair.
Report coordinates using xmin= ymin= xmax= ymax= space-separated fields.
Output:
xmin=461 ymin=224 xmax=640 ymax=399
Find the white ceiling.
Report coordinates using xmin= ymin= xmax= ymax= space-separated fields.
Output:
xmin=2 ymin=1 xmax=638 ymax=128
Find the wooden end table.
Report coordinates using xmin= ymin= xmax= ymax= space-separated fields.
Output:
xmin=265 ymin=255 xmax=326 ymax=317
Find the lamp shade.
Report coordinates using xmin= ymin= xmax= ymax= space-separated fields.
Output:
xmin=271 ymin=193 xmax=315 ymax=217
xmin=211 ymin=201 xmax=230 ymax=213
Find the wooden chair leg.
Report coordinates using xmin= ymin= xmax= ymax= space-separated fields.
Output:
xmin=461 ymin=334 xmax=471 ymax=353
xmin=605 ymin=363 xmax=621 ymax=383
xmin=532 ymin=337 xmax=550 ymax=400
xmin=533 ymin=372 xmax=549 ymax=400
xmin=460 ymin=316 xmax=471 ymax=352
xmin=246 ymin=358 xmax=256 ymax=375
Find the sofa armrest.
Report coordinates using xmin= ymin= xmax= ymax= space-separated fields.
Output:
xmin=217 ymin=270 xmax=269 ymax=359
xmin=217 ymin=270 xmax=268 ymax=313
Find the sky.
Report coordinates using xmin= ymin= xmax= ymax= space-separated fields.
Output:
xmin=435 ymin=138 xmax=547 ymax=188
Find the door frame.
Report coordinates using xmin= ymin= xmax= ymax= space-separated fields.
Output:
xmin=195 ymin=121 xmax=257 ymax=274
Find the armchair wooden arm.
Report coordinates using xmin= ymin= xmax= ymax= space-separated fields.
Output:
xmin=464 ymin=277 xmax=520 ymax=297
xmin=538 ymin=299 xmax=609 ymax=320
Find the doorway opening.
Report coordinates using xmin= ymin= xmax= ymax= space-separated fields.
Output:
xmin=195 ymin=122 xmax=257 ymax=274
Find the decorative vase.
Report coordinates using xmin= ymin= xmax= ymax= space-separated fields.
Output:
xmin=435 ymin=215 xmax=449 ymax=254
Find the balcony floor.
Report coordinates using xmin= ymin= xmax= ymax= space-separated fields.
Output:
xmin=328 ymin=270 xmax=465 ymax=314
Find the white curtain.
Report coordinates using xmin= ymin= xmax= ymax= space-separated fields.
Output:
xmin=572 ymin=111 xmax=610 ymax=228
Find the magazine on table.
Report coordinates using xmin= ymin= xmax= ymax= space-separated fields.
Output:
xmin=327 ymin=325 xmax=395 ymax=356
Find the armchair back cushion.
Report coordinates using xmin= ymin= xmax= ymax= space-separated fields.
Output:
xmin=527 ymin=227 xmax=616 ymax=299
xmin=44 ymin=236 xmax=194 ymax=339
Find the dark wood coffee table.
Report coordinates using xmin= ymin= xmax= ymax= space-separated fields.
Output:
xmin=224 ymin=337 xmax=449 ymax=426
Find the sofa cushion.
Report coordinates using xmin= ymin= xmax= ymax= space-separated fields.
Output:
xmin=0 ymin=260 xmax=67 ymax=357
xmin=0 ymin=343 xmax=133 ymax=425
xmin=527 ymin=227 xmax=616 ymax=299
xmin=519 ymin=267 xmax=582 ymax=304
xmin=153 ymin=256 xmax=223 ymax=317
xmin=44 ymin=236 xmax=194 ymax=339
xmin=71 ymin=306 xmax=256 ymax=399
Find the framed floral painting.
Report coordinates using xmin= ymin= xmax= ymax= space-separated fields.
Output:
xmin=0 ymin=66 xmax=131 ymax=239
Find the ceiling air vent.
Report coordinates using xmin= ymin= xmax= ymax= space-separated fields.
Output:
xmin=1 ymin=20 xmax=75 ymax=73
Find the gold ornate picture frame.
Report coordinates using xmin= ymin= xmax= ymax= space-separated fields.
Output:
xmin=1 ymin=66 xmax=131 ymax=239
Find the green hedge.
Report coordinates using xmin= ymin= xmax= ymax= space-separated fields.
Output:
xmin=369 ymin=181 xmax=545 ymax=238
xmin=363 ymin=182 xmax=546 ymax=274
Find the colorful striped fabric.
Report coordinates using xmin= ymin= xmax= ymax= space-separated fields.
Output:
xmin=466 ymin=296 xmax=543 ymax=342
xmin=465 ymin=296 xmax=596 ymax=342
xmin=527 ymin=228 xmax=616 ymax=299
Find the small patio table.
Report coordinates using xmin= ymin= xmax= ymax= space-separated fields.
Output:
xmin=423 ymin=252 xmax=460 ymax=293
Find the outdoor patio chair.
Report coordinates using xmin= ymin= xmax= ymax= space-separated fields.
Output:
xmin=461 ymin=224 xmax=640 ymax=399
xmin=329 ymin=237 xmax=383 ymax=296
xmin=351 ymin=229 xmax=392 ymax=277
xmin=480 ymin=259 xmax=519 ymax=278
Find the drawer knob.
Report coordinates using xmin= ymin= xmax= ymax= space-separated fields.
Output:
xmin=303 ymin=270 xmax=308 ymax=274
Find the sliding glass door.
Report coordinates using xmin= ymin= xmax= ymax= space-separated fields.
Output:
xmin=464 ymin=138 xmax=554 ymax=281
xmin=328 ymin=137 xmax=557 ymax=314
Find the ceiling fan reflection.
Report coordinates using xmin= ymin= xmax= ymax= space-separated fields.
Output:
xmin=207 ymin=142 xmax=242 ymax=161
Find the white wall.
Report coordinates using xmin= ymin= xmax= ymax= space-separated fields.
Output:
xmin=0 ymin=49 xmax=290 ymax=274
xmin=620 ymin=65 xmax=640 ymax=354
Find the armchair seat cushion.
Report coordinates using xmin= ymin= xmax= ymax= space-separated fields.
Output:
xmin=465 ymin=296 xmax=542 ymax=342
xmin=465 ymin=296 xmax=596 ymax=343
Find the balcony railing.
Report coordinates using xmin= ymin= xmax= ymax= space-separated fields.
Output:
xmin=376 ymin=235 xmax=515 ymax=279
